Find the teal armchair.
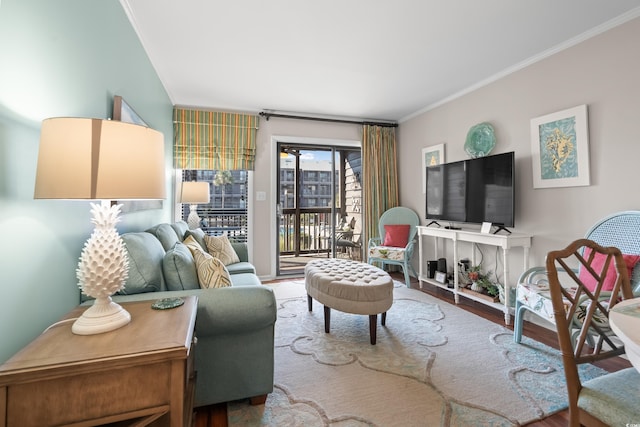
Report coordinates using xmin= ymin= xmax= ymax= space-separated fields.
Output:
xmin=367 ymin=207 xmax=420 ymax=286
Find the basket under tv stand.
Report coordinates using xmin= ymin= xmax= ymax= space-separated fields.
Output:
xmin=416 ymin=225 xmax=532 ymax=325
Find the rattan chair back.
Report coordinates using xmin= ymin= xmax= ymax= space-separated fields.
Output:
xmin=547 ymin=238 xmax=634 ymax=426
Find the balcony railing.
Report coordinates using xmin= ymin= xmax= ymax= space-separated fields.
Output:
xmin=191 ymin=209 xmax=247 ymax=243
xmin=280 ymin=208 xmax=333 ymax=256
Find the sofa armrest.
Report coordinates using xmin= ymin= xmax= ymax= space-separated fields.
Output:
xmin=110 ymin=285 xmax=276 ymax=337
xmin=231 ymin=242 xmax=249 ymax=262
xmin=194 ymin=285 xmax=276 ymax=337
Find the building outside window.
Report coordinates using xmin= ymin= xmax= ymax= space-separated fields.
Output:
xmin=280 ymin=161 xmax=338 ymax=209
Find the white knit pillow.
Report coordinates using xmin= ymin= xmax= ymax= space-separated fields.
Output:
xmin=204 ymin=235 xmax=240 ymax=266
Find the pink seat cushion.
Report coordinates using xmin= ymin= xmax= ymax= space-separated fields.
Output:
xmin=579 ymin=248 xmax=640 ymax=292
xmin=383 ymin=224 xmax=410 ymax=248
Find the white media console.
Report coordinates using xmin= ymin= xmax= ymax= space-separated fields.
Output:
xmin=417 ymin=225 xmax=532 ymax=325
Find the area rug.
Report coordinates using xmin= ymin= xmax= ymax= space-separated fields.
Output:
xmin=228 ymin=279 xmax=606 ymax=426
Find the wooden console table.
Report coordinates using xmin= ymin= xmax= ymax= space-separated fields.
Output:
xmin=417 ymin=226 xmax=532 ymax=325
xmin=0 ymin=296 xmax=198 ymax=427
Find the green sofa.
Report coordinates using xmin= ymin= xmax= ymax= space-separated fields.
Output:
xmin=98 ymin=221 xmax=277 ymax=408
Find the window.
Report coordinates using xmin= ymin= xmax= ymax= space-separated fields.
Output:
xmin=181 ymin=170 xmax=248 ymax=242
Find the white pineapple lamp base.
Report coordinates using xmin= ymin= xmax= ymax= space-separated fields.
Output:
xmin=73 ymin=201 xmax=132 ymax=335
xmin=72 ymin=296 xmax=131 ymax=335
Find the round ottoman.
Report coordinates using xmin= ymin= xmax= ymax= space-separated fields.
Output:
xmin=304 ymin=258 xmax=394 ymax=345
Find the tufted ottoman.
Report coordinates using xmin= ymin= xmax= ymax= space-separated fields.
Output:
xmin=304 ymin=258 xmax=394 ymax=345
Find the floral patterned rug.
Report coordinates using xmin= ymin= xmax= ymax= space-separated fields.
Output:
xmin=228 ymin=280 xmax=606 ymax=426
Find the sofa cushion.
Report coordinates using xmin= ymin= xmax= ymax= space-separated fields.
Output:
xmin=147 ymin=223 xmax=181 ymax=251
xmin=120 ymin=232 xmax=166 ymax=294
xmin=204 ymin=235 xmax=240 ymax=266
xmin=226 ymin=262 xmax=257 ymax=275
xmin=171 ymin=221 xmax=189 ymax=241
xmin=192 ymin=247 xmax=232 ymax=289
xmin=163 ymin=242 xmax=199 ymax=291
xmin=228 ymin=272 xmax=262 ymax=287
xmin=231 ymin=242 xmax=249 ymax=263
xmin=185 ymin=228 xmax=207 ymax=251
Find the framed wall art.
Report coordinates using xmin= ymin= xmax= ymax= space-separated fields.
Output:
xmin=113 ymin=95 xmax=148 ymax=126
xmin=530 ymin=104 xmax=590 ymax=189
xmin=112 ymin=95 xmax=163 ymax=212
xmin=421 ymin=143 xmax=445 ymax=193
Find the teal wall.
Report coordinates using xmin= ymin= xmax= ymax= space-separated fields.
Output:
xmin=0 ymin=0 xmax=173 ymax=362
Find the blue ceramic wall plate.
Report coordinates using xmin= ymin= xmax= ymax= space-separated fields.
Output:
xmin=464 ymin=122 xmax=496 ymax=158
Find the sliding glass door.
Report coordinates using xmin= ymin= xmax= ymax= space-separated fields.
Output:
xmin=277 ymin=143 xmax=362 ymax=276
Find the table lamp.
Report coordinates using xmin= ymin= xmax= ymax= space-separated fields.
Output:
xmin=180 ymin=181 xmax=210 ymax=229
xmin=34 ymin=117 xmax=165 ymax=335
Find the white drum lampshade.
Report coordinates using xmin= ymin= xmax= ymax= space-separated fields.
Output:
xmin=180 ymin=181 xmax=210 ymax=229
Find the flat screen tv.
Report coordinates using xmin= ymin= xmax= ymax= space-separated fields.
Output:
xmin=425 ymin=151 xmax=515 ymax=233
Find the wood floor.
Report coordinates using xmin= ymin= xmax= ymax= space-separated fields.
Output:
xmin=195 ymin=273 xmax=631 ymax=427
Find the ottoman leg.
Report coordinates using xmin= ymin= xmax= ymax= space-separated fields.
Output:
xmin=307 ymin=295 xmax=313 ymax=312
xmin=323 ymin=305 xmax=331 ymax=333
xmin=381 ymin=312 xmax=387 ymax=326
xmin=369 ymin=314 xmax=377 ymax=345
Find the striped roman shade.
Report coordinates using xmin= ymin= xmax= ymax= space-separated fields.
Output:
xmin=173 ymin=108 xmax=259 ymax=170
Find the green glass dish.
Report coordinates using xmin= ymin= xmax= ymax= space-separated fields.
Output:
xmin=464 ymin=122 xmax=496 ymax=158
xmin=151 ymin=297 xmax=185 ymax=310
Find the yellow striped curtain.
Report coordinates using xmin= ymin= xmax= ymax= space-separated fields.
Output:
xmin=173 ymin=108 xmax=260 ymax=170
xmin=362 ymin=125 xmax=399 ymax=246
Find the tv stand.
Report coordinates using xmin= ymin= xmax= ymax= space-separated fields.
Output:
xmin=416 ymin=226 xmax=532 ymax=325
xmin=426 ymin=221 xmax=462 ymax=230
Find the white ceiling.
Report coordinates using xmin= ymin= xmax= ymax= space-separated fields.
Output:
xmin=121 ymin=1 xmax=640 ymax=122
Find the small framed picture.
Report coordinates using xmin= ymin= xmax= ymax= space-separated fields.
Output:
xmin=481 ymin=222 xmax=492 ymax=234
xmin=435 ymin=271 xmax=447 ymax=284
xmin=422 ymin=143 xmax=445 ymax=193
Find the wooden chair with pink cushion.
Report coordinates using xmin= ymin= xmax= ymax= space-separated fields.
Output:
xmin=367 ymin=207 xmax=419 ymax=286
xmin=514 ymin=211 xmax=640 ymax=343
xmin=545 ymin=238 xmax=640 ymax=426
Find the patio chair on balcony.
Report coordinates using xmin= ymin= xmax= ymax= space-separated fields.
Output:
xmin=336 ymin=217 xmax=362 ymax=261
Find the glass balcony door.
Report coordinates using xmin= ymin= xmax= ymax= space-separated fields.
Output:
xmin=277 ymin=143 xmax=362 ymax=276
